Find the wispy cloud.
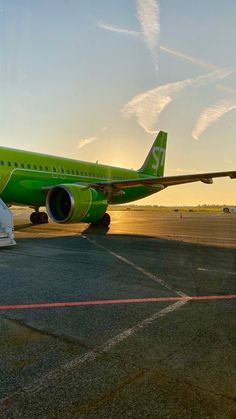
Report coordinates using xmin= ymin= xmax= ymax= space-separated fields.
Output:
xmin=175 ymin=168 xmax=199 ymax=174
xmin=122 ymin=69 xmax=231 ymax=134
xmin=192 ymin=99 xmax=236 ymax=140
xmin=77 ymin=136 xmax=98 ymax=150
xmin=160 ymin=45 xmax=218 ymax=71
xmin=98 ymin=1 xmax=161 ymax=68
xmin=217 ymin=84 xmax=236 ymax=95
xmin=77 ymin=127 xmax=108 ymax=150
xmin=136 ymin=0 xmax=160 ymax=69
xmin=97 ymin=21 xmax=140 ymax=37
xmin=160 ymin=45 xmax=236 ymax=96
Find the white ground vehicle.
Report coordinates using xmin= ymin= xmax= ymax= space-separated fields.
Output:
xmin=222 ymin=206 xmax=236 ymax=213
xmin=0 ymin=199 xmax=16 ymax=247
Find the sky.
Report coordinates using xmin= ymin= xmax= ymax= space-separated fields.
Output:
xmin=0 ymin=0 xmax=236 ymax=205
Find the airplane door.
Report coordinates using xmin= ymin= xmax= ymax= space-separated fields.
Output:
xmin=0 ymin=161 xmax=3 ymax=181
xmin=51 ymin=164 xmax=59 ymax=179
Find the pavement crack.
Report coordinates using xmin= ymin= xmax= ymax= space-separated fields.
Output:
xmin=181 ymin=379 xmax=236 ymax=403
xmin=78 ymin=368 xmax=149 ymax=415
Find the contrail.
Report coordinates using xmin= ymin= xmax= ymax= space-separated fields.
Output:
xmin=97 ymin=21 xmax=140 ymax=37
xmin=160 ymin=44 xmax=218 ymax=70
xmin=192 ymin=99 xmax=236 ymax=140
xmin=136 ymin=0 xmax=160 ymax=69
xmin=122 ymin=69 xmax=232 ymax=134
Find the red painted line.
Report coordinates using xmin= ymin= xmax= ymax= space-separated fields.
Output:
xmin=190 ymin=295 xmax=236 ymax=301
xmin=0 ymin=295 xmax=235 ymax=310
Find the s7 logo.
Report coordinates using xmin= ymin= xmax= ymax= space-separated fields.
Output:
xmin=152 ymin=147 xmax=166 ymax=170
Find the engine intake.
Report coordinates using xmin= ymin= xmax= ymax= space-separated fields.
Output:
xmin=46 ymin=184 xmax=107 ymax=224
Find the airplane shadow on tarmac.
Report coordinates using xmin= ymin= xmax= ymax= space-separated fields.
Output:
xmin=82 ymin=224 xmax=110 ymax=235
xmin=14 ymin=223 xmax=110 ymax=235
xmin=10 ymin=223 xmax=236 ymax=278
xmin=14 ymin=223 xmax=35 ymax=231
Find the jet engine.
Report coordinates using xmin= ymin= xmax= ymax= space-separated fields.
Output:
xmin=46 ymin=184 xmax=108 ymax=224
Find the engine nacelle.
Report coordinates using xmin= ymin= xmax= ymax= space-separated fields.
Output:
xmin=46 ymin=184 xmax=107 ymax=223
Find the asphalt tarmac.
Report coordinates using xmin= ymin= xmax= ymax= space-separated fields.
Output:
xmin=0 ymin=209 xmax=235 ymax=418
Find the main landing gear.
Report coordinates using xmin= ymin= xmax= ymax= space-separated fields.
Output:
xmin=30 ymin=210 xmax=49 ymax=225
xmin=91 ymin=213 xmax=111 ymax=227
xmin=101 ymin=213 xmax=111 ymax=226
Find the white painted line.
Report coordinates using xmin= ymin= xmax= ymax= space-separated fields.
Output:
xmin=163 ymin=234 xmax=236 ymax=242
xmin=102 ymin=300 xmax=188 ymax=352
xmin=83 ymin=236 xmax=188 ymax=298
xmin=0 ymin=299 xmax=188 ymax=406
xmin=197 ymin=267 xmax=236 ymax=276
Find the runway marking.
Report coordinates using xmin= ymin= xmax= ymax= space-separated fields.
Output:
xmin=83 ymin=236 xmax=188 ymax=298
xmin=0 ymin=295 xmax=235 ymax=311
xmin=164 ymin=234 xmax=236 ymax=242
xmin=0 ymin=300 xmax=187 ymax=407
xmin=197 ymin=267 xmax=236 ymax=275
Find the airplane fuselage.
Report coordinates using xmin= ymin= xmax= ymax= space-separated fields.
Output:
xmin=0 ymin=147 xmax=156 ymax=207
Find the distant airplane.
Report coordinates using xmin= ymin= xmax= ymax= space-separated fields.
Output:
xmin=0 ymin=131 xmax=235 ymax=232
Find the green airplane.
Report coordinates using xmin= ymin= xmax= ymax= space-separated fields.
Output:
xmin=0 ymin=131 xmax=235 ymax=229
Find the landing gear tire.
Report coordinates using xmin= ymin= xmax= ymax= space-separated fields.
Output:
xmin=101 ymin=213 xmax=111 ymax=227
xmin=90 ymin=213 xmax=111 ymax=227
xmin=38 ymin=212 xmax=49 ymax=224
xmin=30 ymin=211 xmax=48 ymax=225
xmin=30 ymin=212 xmax=38 ymax=224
